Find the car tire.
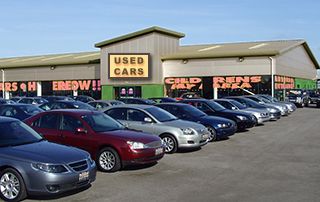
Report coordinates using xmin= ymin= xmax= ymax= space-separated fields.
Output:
xmin=0 ymin=168 xmax=27 ymax=202
xmin=161 ymin=134 xmax=178 ymax=154
xmin=206 ymin=126 xmax=217 ymax=142
xmin=97 ymin=147 xmax=121 ymax=172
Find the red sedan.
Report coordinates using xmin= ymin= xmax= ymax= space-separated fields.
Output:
xmin=24 ymin=109 xmax=165 ymax=172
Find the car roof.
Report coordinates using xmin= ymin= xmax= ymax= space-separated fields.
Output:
xmin=180 ymin=98 xmax=208 ymax=102
xmin=215 ymin=99 xmax=232 ymax=102
xmin=0 ymin=116 xmax=19 ymax=123
xmin=0 ymin=103 xmax=32 ymax=107
xmin=155 ymin=103 xmax=188 ymax=107
xmin=107 ymin=104 xmax=155 ymax=110
xmin=47 ymin=109 xmax=98 ymax=114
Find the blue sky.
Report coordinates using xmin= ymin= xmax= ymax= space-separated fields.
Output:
xmin=0 ymin=0 xmax=319 ymax=65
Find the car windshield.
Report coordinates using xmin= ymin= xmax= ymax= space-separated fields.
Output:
xmin=82 ymin=113 xmax=125 ymax=132
xmin=72 ymin=102 xmax=95 ymax=110
xmin=182 ymin=105 xmax=207 ymax=117
xmin=20 ymin=105 xmax=43 ymax=114
xmin=258 ymin=96 xmax=271 ymax=103
xmin=0 ymin=121 xmax=43 ymax=147
xmin=229 ymin=100 xmax=247 ymax=109
xmin=206 ymin=101 xmax=226 ymax=111
xmin=145 ymin=107 xmax=177 ymax=122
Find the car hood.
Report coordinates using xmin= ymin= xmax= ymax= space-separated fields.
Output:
xmin=162 ymin=119 xmax=205 ymax=131
xmin=97 ymin=129 xmax=161 ymax=144
xmin=241 ymin=107 xmax=269 ymax=114
xmin=0 ymin=141 xmax=89 ymax=164
xmin=219 ymin=109 xmax=251 ymax=117
xmin=199 ymin=115 xmax=234 ymax=125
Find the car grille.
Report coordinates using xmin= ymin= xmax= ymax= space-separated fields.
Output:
xmin=69 ymin=160 xmax=88 ymax=172
xmin=145 ymin=140 xmax=163 ymax=148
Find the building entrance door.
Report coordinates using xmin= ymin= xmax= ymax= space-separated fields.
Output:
xmin=114 ymin=86 xmax=142 ymax=98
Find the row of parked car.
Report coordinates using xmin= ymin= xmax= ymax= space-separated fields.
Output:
xmin=0 ymin=94 xmax=297 ymax=201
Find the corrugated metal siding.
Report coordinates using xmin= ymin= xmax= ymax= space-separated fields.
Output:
xmin=1 ymin=64 xmax=100 ymax=82
xmin=163 ymin=57 xmax=271 ymax=77
xmin=100 ymin=32 xmax=179 ymax=85
xmin=276 ymin=45 xmax=317 ymax=79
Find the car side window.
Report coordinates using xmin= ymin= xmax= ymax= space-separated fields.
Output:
xmin=0 ymin=107 xmax=17 ymax=117
xmin=218 ymin=101 xmax=232 ymax=109
xmin=62 ymin=115 xmax=84 ymax=132
xmin=127 ymin=109 xmax=148 ymax=122
xmin=106 ymin=108 xmax=127 ymax=120
xmin=37 ymin=114 xmax=59 ymax=129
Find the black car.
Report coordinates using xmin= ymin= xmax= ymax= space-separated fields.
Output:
xmin=118 ymin=98 xmax=156 ymax=105
xmin=225 ymin=96 xmax=281 ymax=121
xmin=39 ymin=100 xmax=96 ymax=111
xmin=156 ymin=103 xmax=237 ymax=141
xmin=179 ymin=99 xmax=256 ymax=131
xmin=18 ymin=97 xmax=48 ymax=105
xmin=286 ymin=89 xmax=311 ymax=107
xmin=0 ymin=104 xmax=44 ymax=120
xmin=148 ymin=97 xmax=177 ymax=103
xmin=308 ymin=90 xmax=320 ymax=105
xmin=42 ymin=96 xmax=74 ymax=102
xmin=73 ymin=95 xmax=95 ymax=103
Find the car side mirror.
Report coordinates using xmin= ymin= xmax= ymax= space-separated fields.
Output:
xmin=231 ymin=106 xmax=237 ymax=110
xmin=75 ymin=127 xmax=87 ymax=134
xmin=144 ymin=117 xmax=153 ymax=123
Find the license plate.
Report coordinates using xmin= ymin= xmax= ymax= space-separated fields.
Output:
xmin=155 ymin=148 xmax=163 ymax=155
xmin=79 ymin=171 xmax=89 ymax=181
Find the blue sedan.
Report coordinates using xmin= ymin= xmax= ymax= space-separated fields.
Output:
xmin=156 ymin=103 xmax=237 ymax=141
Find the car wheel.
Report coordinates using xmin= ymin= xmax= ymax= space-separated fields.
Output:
xmin=97 ymin=147 xmax=121 ymax=172
xmin=0 ymin=168 xmax=27 ymax=202
xmin=161 ymin=134 xmax=177 ymax=153
xmin=206 ymin=126 xmax=217 ymax=142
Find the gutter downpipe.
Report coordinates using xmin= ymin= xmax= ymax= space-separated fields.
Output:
xmin=268 ymin=57 xmax=275 ymax=97
xmin=1 ymin=69 xmax=4 ymax=99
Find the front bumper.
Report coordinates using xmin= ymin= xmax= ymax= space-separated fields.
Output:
xmin=216 ymin=125 xmax=237 ymax=138
xmin=236 ymin=119 xmax=256 ymax=130
xmin=27 ymin=163 xmax=96 ymax=195
xmin=122 ymin=147 xmax=165 ymax=167
xmin=270 ymin=111 xmax=281 ymax=120
xmin=178 ymin=132 xmax=210 ymax=149
xmin=256 ymin=116 xmax=271 ymax=124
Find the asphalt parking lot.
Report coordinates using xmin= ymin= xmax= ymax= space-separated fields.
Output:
xmin=27 ymin=107 xmax=320 ymax=202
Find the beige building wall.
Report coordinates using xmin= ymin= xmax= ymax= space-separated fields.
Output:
xmin=1 ymin=64 xmax=100 ymax=82
xmin=163 ymin=57 xmax=272 ymax=78
xmin=276 ymin=45 xmax=317 ymax=79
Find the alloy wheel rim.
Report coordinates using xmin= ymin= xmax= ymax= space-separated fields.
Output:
xmin=99 ymin=151 xmax=116 ymax=170
xmin=0 ymin=172 xmax=20 ymax=200
xmin=163 ymin=137 xmax=174 ymax=152
xmin=207 ymin=127 xmax=216 ymax=141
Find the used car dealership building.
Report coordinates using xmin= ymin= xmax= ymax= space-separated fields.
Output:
xmin=0 ymin=26 xmax=318 ymax=100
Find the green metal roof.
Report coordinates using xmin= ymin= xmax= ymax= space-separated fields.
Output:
xmin=0 ymin=51 xmax=100 ymax=68
xmin=95 ymin=26 xmax=185 ymax=48
xmin=162 ymin=39 xmax=320 ymax=69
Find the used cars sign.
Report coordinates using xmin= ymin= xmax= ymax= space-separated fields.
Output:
xmin=109 ymin=53 xmax=150 ymax=78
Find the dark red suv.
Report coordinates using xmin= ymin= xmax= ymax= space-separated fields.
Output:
xmin=24 ymin=109 xmax=165 ymax=172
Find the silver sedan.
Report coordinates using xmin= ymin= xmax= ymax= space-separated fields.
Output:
xmin=105 ymin=105 xmax=210 ymax=153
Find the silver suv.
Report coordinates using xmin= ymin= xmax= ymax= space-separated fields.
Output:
xmin=104 ymin=105 xmax=210 ymax=153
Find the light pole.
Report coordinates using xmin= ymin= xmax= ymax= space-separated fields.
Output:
xmin=1 ymin=69 xmax=4 ymax=99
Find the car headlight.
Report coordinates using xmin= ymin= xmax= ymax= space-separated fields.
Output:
xmin=296 ymin=97 xmax=302 ymax=102
xmin=88 ymin=156 xmax=95 ymax=165
xmin=267 ymin=108 xmax=276 ymax=113
xmin=181 ymin=128 xmax=195 ymax=135
xmin=31 ymin=163 xmax=68 ymax=173
xmin=236 ymin=115 xmax=247 ymax=121
xmin=127 ymin=141 xmax=146 ymax=149
xmin=217 ymin=123 xmax=228 ymax=128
